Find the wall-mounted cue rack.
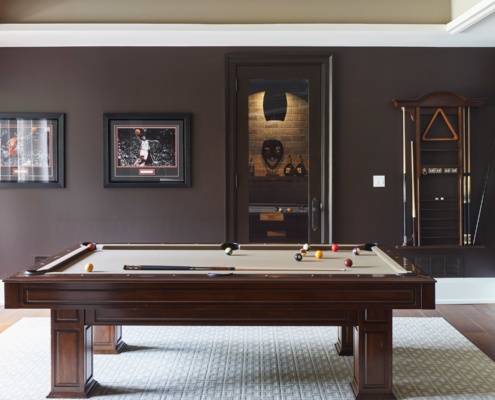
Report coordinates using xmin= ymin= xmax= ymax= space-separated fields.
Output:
xmin=393 ymin=91 xmax=485 ymax=247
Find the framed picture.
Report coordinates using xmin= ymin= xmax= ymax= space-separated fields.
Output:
xmin=0 ymin=112 xmax=64 ymax=188
xmin=103 ymin=113 xmax=191 ymax=188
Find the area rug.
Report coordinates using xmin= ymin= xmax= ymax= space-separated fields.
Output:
xmin=0 ymin=318 xmax=494 ymax=399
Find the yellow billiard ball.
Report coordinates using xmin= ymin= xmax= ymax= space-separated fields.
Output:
xmin=85 ymin=263 xmax=94 ymax=272
xmin=315 ymin=250 xmax=323 ymax=259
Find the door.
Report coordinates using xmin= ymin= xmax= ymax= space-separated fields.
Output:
xmin=227 ymin=55 xmax=332 ymax=244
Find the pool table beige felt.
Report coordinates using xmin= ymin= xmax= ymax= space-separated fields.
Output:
xmin=4 ymin=243 xmax=435 ymax=399
xmin=35 ymin=243 xmax=408 ymax=275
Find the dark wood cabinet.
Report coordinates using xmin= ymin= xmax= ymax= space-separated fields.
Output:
xmin=393 ymin=92 xmax=484 ymax=247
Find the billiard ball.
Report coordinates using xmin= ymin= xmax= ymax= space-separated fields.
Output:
xmin=315 ymin=250 xmax=323 ymax=259
xmin=353 ymin=247 xmax=361 ymax=256
xmin=225 ymin=247 xmax=233 ymax=256
xmin=299 ymin=249 xmax=307 ymax=256
xmin=344 ymin=259 xmax=353 ymax=267
xmin=86 ymin=243 xmax=95 ymax=251
xmin=303 ymin=243 xmax=310 ymax=251
xmin=332 ymin=244 xmax=339 ymax=252
xmin=294 ymin=253 xmax=303 ymax=261
xmin=85 ymin=263 xmax=94 ymax=272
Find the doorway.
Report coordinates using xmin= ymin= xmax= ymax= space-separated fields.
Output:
xmin=226 ymin=55 xmax=332 ymax=244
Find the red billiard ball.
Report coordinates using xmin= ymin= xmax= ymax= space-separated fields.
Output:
xmin=344 ymin=259 xmax=353 ymax=267
xmin=332 ymin=244 xmax=339 ymax=252
xmin=299 ymin=249 xmax=307 ymax=256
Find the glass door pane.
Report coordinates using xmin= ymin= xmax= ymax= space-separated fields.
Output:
xmin=248 ymin=78 xmax=309 ymax=243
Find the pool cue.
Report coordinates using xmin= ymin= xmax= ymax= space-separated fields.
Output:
xmin=411 ymin=140 xmax=416 ymax=246
xmin=402 ymin=107 xmax=408 ymax=246
xmin=473 ymin=134 xmax=495 ymax=245
xmin=123 ymin=265 xmax=347 ymax=272
xmin=462 ymin=107 xmax=468 ymax=245
xmin=467 ymin=107 xmax=472 ymax=244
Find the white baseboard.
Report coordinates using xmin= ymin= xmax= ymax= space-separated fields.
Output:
xmin=1 ymin=278 xmax=495 ymax=307
xmin=435 ymin=277 xmax=495 ymax=304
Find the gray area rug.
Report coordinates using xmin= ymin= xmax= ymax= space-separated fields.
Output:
xmin=0 ymin=318 xmax=494 ymax=399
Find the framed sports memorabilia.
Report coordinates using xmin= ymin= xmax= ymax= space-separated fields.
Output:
xmin=0 ymin=113 xmax=65 ymax=188
xmin=103 ymin=113 xmax=191 ymax=188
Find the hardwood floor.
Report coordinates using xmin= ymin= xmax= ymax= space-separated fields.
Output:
xmin=0 ymin=307 xmax=49 ymax=334
xmin=1 ymin=305 xmax=494 ymax=361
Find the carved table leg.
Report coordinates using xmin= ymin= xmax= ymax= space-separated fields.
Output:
xmin=47 ymin=309 xmax=97 ymax=398
xmin=335 ymin=325 xmax=354 ymax=356
xmin=351 ymin=309 xmax=396 ymax=399
xmin=94 ymin=325 xmax=125 ymax=354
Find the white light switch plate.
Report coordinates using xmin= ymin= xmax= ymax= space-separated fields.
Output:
xmin=373 ymin=175 xmax=385 ymax=187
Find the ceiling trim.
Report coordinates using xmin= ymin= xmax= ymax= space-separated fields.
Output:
xmin=447 ymin=0 xmax=495 ymax=33
xmin=0 ymin=21 xmax=494 ymax=48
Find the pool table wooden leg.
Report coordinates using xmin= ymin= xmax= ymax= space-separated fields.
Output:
xmin=94 ymin=325 xmax=125 ymax=354
xmin=335 ymin=325 xmax=354 ymax=355
xmin=47 ymin=309 xmax=98 ymax=398
xmin=351 ymin=309 xmax=396 ymax=399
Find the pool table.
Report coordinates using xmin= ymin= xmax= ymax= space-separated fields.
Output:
xmin=3 ymin=243 xmax=435 ymax=399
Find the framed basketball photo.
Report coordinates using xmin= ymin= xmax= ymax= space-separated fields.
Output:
xmin=0 ymin=112 xmax=65 ymax=188
xmin=103 ymin=113 xmax=191 ymax=188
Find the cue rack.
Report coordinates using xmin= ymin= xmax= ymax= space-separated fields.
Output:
xmin=393 ymin=92 xmax=485 ymax=247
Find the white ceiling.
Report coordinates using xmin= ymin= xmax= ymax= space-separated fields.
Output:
xmin=0 ymin=0 xmax=495 ymax=47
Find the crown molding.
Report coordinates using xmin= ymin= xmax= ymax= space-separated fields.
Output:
xmin=447 ymin=0 xmax=495 ymax=33
xmin=0 ymin=22 xmax=494 ymax=48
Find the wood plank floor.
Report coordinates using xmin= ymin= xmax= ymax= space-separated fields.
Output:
xmin=1 ymin=305 xmax=494 ymax=361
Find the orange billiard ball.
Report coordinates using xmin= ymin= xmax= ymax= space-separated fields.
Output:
xmin=315 ymin=250 xmax=323 ymax=259
xmin=86 ymin=243 xmax=95 ymax=251
xmin=85 ymin=263 xmax=94 ymax=272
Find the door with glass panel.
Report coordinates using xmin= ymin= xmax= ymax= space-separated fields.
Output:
xmin=227 ymin=56 xmax=332 ymax=244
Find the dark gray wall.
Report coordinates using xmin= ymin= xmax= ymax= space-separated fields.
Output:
xmin=1 ymin=47 xmax=495 ymax=278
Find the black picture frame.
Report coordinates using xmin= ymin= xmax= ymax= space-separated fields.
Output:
xmin=0 ymin=112 xmax=65 ymax=188
xmin=103 ymin=113 xmax=191 ymax=188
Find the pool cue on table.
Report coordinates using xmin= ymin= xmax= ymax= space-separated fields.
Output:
xmin=123 ymin=265 xmax=347 ymax=271
xmin=402 ymin=107 xmax=408 ymax=246
xmin=411 ymin=140 xmax=416 ymax=246
xmin=473 ymin=133 xmax=495 ymax=245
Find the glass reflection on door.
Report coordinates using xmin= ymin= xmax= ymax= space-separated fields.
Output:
xmin=248 ymin=78 xmax=309 ymax=243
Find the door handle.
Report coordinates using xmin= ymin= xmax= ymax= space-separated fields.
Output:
xmin=311 ymin=197 xmax=320 ymax=231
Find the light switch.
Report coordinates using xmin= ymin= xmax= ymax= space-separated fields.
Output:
xmin=373 ymin=175 xmax=385 ymax=187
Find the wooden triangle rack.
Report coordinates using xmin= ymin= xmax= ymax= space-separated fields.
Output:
xmin=422 ymin=108 xmax=459 ymax=141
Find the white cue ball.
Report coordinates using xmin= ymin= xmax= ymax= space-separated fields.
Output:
xmin=303 ymin=243 xmax=310 ymax=251
xmin=84 ymin=263 xmax=94 ymax=272
xmin=352 ymin=247 xmax=361 ymax=256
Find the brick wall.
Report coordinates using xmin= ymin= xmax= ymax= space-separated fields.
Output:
xmin=248 ymin=92 xmax=309 ymax=176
